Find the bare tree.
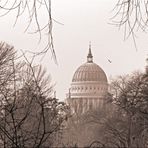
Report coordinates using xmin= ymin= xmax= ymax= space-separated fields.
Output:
xmin=0 ymin=42 xmax=69 ymax=147
xmin=0 ymin=42 xmax=16 ymax=86
xmin=85 ymin=72 xmax=148 ymax=148
xmin=105 ymin=72 xmax=148 ymax=148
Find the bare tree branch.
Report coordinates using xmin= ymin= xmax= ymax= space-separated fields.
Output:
xmin=0 ymin=0 xmax=57 ymax=62
xmin=111 ymin=0 xmax=148 ymax=50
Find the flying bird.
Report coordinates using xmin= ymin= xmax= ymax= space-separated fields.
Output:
xmin=107 ymin=59 xmax=112 ymax=63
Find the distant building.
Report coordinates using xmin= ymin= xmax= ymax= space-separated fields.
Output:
xmin=66 ymin=43 xmax=108 ymax=113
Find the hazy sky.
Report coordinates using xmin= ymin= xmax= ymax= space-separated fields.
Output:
xmin=0 ymin=0 xmax=147 ymax=99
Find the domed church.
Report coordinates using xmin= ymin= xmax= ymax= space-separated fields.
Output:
xmin=66 ymin=44 xmax=108 ymax=113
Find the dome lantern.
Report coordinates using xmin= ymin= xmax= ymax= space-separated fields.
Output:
xmin=87 ymin=42 xmax=93 ymax=63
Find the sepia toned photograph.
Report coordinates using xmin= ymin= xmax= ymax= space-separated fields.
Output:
xmin=0 ymin=0 xmax=147 ymax=147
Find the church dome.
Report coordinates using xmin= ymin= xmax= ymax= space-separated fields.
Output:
xmin=69 ymin=44 xmax=108 ymax=99
xmin=72 ymin=62 xmax=107 ymax=83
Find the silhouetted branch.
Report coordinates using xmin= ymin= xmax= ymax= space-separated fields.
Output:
xmin=111 ymin=0 xmax=148 ymax=49
xmin=0 ymin=0 xmax=57 ymax=62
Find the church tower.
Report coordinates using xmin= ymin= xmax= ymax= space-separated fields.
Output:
xmin=66 ymin=44 xmax=108 ymax=113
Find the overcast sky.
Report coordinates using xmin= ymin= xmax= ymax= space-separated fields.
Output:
xmin=0 ymin=0 xmax=147 ymax=99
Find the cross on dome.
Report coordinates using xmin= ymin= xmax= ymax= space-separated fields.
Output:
xmin=87 ymin=42 xmax=93 ymax=63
